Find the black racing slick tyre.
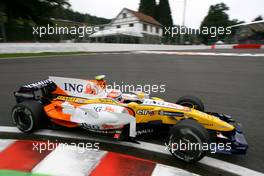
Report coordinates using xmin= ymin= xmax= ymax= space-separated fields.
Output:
xmin=11 ymin=100 xmax=44 ymax=133
xmin=176 ymin=95 xmax=204 ymax=112
xmin=167 ymin=119 xmax=209 ymax=163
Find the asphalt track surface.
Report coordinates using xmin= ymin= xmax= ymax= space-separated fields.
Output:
xmin=0 ymin=49 xmax=264 ymax=173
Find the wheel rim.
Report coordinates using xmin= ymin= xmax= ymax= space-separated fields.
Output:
xmin=13 ymin=107 xmax=33 ymax=132
xmin=169 ymin=129 xmax=203 ymax=162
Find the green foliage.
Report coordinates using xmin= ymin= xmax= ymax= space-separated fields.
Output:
xmin=253 ymin=15 xmax=263 ymax=22
xmin=156 ymin=0 xmax=173 ymax=43
xmin=3 ymin=0 xmax=70 ymax=25
xmin=2 ymin=0 xmax=110 ymax=25
xmin=53 ymin=8 xmax=110 ymax=25
xmin=1 ymin=0 xmax=110 ymax=42
xmin=138 ymin=0 xmax=173 ymax=43
xmin=199 ymin=3 xmax=243 ymax=44
xmin=138 ymin=0 xmax=156 ymax=18
xmin=156 ymin=0 xmax=173 ymax=27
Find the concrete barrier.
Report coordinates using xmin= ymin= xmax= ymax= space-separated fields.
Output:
xmin=0 ymin=43 xmax=210 ymax=54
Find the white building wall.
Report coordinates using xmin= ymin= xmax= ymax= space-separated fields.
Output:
xmin=103 ymin=8 xmax=163 ymax=37
xmin=134 ymin=23 xmax=142 ymax=33
xmin=114 ymin=9 xmax=137 ymax=23
xmin=140 ymin=23 xmax=162 ymax=37
xmin=93 ymin=8 xmax=163 ymax=43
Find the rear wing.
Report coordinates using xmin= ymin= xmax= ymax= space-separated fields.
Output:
xmin=21 ymin=79 xmax=54 ymax=91
xmin=14 ymin=79 xmax=57 ymax=103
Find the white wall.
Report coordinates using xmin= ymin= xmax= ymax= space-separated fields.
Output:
xmin=0 ymin=43 xmax=210 ymax=54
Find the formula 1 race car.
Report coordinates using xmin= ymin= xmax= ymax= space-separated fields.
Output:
xmin=11 ymin=75 xmax=248 ymax=162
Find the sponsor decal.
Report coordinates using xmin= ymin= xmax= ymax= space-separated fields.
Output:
xmin=136 ymin=109 xmax=154 ymax=116
xmin=85 ymin=84 xmax=98 ymax=95
xmin=98 ymin=98 xmax=118 ymax=104
xmin=23 ymin=79 xmax=52 ymax=88
xmin=104 ymin=106 xmax=116 ymax=112
xmin=64 ymin=82 xmax=98 ymax=95
xmin=56 ymin=96 xmax=86 ymax=103
xmin=94 ymin=106 xmax=103 ymax=112
xmin=81 ymin=123 xmax=100 ymax=130
xmin=102 ymin=124 xmax=124 ymax=129
xmin=136 ymin=129 xmax=154 ymax=135
xmin=143 ymin=99 xmax=190 ymax=111
xmin=144 ymin=99 xmax=166 ymax=106
xmin=159 ymin=111 xmax=184 ymax=117
xmin=64 ymin=83 xmax=83 ymax=93
xmin=93 ymin=105 xmax=116 ymax=113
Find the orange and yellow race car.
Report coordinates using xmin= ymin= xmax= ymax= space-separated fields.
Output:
xmin=11 ymin=75 xmax=248 ymax=162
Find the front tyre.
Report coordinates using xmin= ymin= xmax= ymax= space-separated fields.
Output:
xmin=11 ymin=100 xmax=44 ymax=133
xmin=168 ymin=119 xmax=209 ymax=163
xmin=176 ymin=95 xmax=204 ymax=112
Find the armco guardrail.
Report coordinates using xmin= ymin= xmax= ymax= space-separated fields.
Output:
xmin=0 ymin=43 xmax=210 ymax=54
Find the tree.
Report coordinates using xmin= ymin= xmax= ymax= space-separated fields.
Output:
xmin=253 ymin=15 xmax=263 ymax=22
xmin=156 ymin=0 xmax=173 ymax=27
xmin=138 ymin=0 xmax=156 ymax=18
xmin=156 ymin=0 xmax=173 ymax=43
xmin=53 ymin=8 xmax=110 ymax=25
xmin=2 ymin=0 xmax=70 ymax=24
xmin=199 ymin=3 xmax=242 ymax=44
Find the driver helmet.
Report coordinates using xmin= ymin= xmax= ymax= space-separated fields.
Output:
xmin=107 ymin=89 xmax=124 ymax=102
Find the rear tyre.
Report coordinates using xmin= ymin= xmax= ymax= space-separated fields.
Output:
xmin=167 ymin=119 xmax=209 ymax=163
xmin=176 ymin=95 xmax=204 ymax=111
xmin=11 ymin=100 xmax=44 ymax=133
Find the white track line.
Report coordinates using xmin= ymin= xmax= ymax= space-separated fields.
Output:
xmin=135 ymin=51 xmax=264 ymax=57
xmin=199 ymin=157 xmax=264 ymax=176
xmin=0 ymin=139 xmax=16 ymax=152
xmin=32 ymin=144 xmax=106 ymax=176
xmin=1 ymin=126 xmax=264 ymax=176
xmin=152 ymin=164 xmax=199 ymax=176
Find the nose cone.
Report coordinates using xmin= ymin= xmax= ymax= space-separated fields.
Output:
xmin=187 ymin=109 xmax=235 ymax=131
xmin=210 ymin=114 xmax=235 ymax=131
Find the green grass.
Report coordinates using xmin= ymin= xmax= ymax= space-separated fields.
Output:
xmin=0 ymin=52 xmax=91 ymax=58
xmin=0 ymin=170 xmax=50 ymax=176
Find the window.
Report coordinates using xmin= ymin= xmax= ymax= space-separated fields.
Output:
xmin=156 ymin=27 xmax=159 ymax=34
xmin=99 ymin=26 xmax=104 ymax=30
xmin=117 ymin=25 xmax=121 ymax=28
xmin=150 ymin=26 xmax=153 ymax=33
xmin=143 ymin=24 xmax=147 ymax=31
xmin=129 ymin=23 xmax=134 ymax=27
xmin=123 ymin=13 xmax=127 ymax=18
